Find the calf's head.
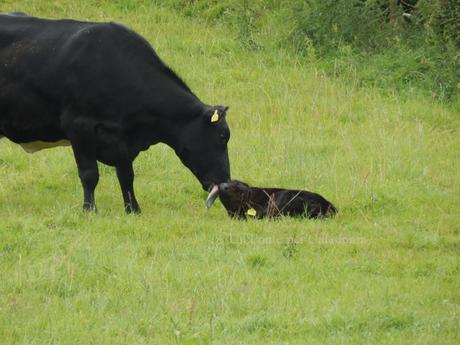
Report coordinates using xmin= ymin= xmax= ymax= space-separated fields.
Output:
xmin=174 ymin=106 xmax=231 ymax=194
xmin=207 ymin=180 xmax=252 ymax=216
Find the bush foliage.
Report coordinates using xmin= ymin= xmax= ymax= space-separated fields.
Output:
xmin=155 ymin=0 xmax=459 ymax=103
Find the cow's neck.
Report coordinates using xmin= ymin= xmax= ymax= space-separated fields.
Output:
xmin=156 ymin=96 xmax=206 ymax=148
xmin=155 ymin=84 xmax=203 ymax=119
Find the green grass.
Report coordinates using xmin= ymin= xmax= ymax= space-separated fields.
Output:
xmin=1 ymin=1 xmax=459 ymax=344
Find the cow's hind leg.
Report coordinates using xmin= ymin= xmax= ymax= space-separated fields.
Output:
xmin=116 ymin=162 xmax=140 ymax=214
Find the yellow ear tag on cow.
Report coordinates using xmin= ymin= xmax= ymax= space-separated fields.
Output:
xmin=210 ymin=110 xmax=219 ymax=123
xmin=246 ymin=208 xmax=257 ymax=217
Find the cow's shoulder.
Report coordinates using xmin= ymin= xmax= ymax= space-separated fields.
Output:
xmin=71 ymin=21 xmax=147 ymax=44
xmin=64 ymin=21 xmax=154 ymax=58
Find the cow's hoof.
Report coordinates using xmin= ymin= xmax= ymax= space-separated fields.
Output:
xmin=83 ymin=202 xmax=97 ymax=213
xmin=125 ymin=204 xmax=141 ymax=214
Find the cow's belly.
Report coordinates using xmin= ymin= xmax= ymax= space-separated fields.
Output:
xmin=19 ymin=139 xmax=71 ymax=153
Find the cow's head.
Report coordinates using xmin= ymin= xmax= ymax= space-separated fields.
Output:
xmin=173 ymin=105 xmax=231 ymax=199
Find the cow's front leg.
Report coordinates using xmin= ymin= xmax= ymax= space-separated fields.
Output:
xmin=66 ymin=124 xmax=100 ymax=212
xmin=116 ymin=163 xmax=140 ymax=214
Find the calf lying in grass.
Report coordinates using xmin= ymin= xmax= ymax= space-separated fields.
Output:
xmin=206 ymin=180 xmax=337 ymax=219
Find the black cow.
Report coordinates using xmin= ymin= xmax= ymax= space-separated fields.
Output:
xmin=0 ymin=14 xmax=231 ymax=213
xmin=206 ymin=180 xmax=337 ymax=219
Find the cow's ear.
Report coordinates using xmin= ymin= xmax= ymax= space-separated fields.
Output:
xmin=210 ymin=109 xmax=220 ymax=123
xmin=205 ymin=106 xmax=228 ymax=124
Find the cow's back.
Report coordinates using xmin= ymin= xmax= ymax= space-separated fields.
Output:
xmin=0 ymin=15 xmax=101 ymax=94
xmin=0 ymin=15 xmax=98 ymax=143
xmin=0 ymin=14 xmax=92 ymax=67
xmin=0 ymin=14 xmax=200 ymax=152
xmin=0 ymin=16 xmax=145 ymax=145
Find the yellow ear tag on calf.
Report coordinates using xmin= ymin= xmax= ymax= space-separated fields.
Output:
xmin=210 ymin=110 xmax=219 ymax=123
xmin=246 ymin=208 xmax=257 ymax=217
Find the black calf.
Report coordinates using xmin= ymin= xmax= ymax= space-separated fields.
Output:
xmin=212 ymin=180 xmax=337 ymax=220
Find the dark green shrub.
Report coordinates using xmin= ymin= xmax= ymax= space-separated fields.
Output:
xmin=153 ymin=0 xmax=459 ymax=102
xmin=290 ymin=0 xmax=400 ymax=53
xmin=288 ymin=0 xmax=459 ymax=101
xmin=431 ymin=0 xmax=460 ymax=46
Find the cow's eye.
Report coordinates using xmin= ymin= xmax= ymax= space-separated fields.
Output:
xmin=220 ymin=133 xmax=229 ymax=144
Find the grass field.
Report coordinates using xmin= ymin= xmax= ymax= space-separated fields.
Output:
xmin=1 ymin=1 xmax=459 ymax=344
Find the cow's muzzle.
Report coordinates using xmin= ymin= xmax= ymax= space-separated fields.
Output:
xmin=205 ymin=184 xmax=220 ymax=208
